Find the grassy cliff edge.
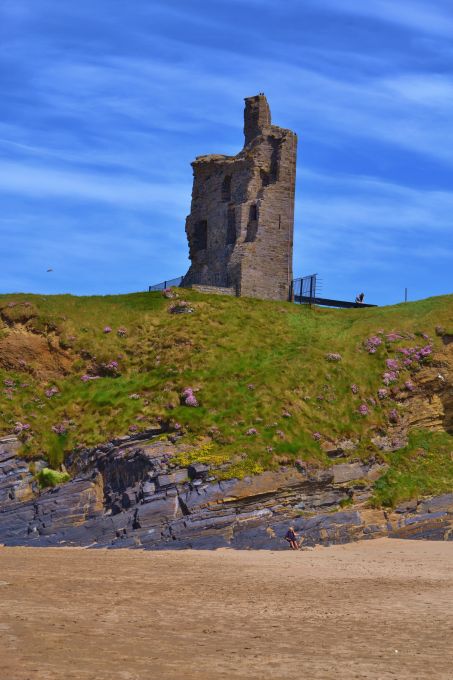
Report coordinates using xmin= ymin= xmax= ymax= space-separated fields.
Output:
xmin=1 ymin=289 xmax=452 ymax=507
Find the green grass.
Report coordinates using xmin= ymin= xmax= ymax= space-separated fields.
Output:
xmin=36 ymin=467 xmax=70 ymax=488
xmin=371 ymin=430 xmax=453 ymax=508
xmin=0 ymin=290 xmax=452 ymax=502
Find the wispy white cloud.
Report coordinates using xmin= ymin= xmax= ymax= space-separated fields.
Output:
xmin=0 ymin=160 xmax=190 ymax=216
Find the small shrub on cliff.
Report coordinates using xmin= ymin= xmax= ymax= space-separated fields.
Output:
xmin=36 ymin=467 xmax=70 ymax=488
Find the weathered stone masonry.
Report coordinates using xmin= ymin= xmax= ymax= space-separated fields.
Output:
xmin=182 ymin=94 xmax=297 ymax=301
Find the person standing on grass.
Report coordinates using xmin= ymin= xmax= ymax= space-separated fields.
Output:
xmin=285 ymin=526 xmax=299 ymax=550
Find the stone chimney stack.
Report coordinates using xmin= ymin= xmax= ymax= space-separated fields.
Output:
xmin=243 ymin=93 xmax=271 ymax=145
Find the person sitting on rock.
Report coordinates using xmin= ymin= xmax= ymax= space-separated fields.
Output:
xmin=285 ymin=526 xmax=299 ymax=550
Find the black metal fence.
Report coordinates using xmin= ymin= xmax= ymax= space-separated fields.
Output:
xmin=148 ymin=272 xmax=376 ymax=308
xmin=148 ymin=276 xmax=183 ymax=292
xmin=291 ymin=274 xmax=322 ymax=304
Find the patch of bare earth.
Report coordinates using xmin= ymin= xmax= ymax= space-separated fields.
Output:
xmin=0 ymin=328 xmax=71 ymax=379
xmin=0 ymin=539 xmax=452 ymax=679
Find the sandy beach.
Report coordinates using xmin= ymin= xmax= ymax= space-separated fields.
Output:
xmin=1 ymin=539 xmax=452 ymax=680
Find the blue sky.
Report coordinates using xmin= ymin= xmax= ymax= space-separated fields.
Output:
xmin=0 ymin=0 xmax=452 ymax=304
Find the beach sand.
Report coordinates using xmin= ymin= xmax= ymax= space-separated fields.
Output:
xmin=1 ymin=538 xmax=452 ymax=679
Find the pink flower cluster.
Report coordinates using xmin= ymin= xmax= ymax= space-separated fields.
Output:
xmin=350 ymin=384 xmax=359 ymax=394
xmin=358 ymin=404 xmax=369 ymax=416
xmin=44 ymin=386 xmax=59 ymax=398
xmin=14 ymin=422 xmax=30 ymax=433
xmin=364 ymin=336 xmax=382 ymax=354
xmin=404 ymin=380 xmax=415 ymax=391
xmin=386 ymin=358 xmax=399 ymax=370
xmin=182 ymin=387 xmax=199 ymax=407
xmin=382 ymin=371 xmax=398 ymax=386
xmin=386 ymin=333 xmax=403 ymax=342
xmin=325 ymin=353 xmax=342 ymax=362
xmin=378 ymin=388 xmax=388 ymax=399
xmin=52 ymin=422 xmax=68 ymax=435
xmin=246 ymin=427 xmax=258 ymax=436
xmin=388 ymin=409 xmax=398 ymax=424
xmin=104 ymin=360 xmax=119 ymax=373
xmin=103 ymin=326 xmax=112 ymax=334
xmin=81 ymin=374 xmax=100 ymax=382
xmin=117 ymin=327 xmax=127 ymax=337
xmin=312 ymin=431 xmax=321 ymax=441
xmin=397 ymin=345 xmax=432 ymax=368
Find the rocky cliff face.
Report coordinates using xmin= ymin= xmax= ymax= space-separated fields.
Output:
xmin=1 ymin=432 xmax=452 ymax=550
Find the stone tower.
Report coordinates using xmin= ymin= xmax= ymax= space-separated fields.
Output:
xmin=182 ymin=94 xmax=297 ymax=301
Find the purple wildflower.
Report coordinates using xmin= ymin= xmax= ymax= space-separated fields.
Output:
xmin=182 ymin=387 xmax=194 ymax=399
xmin=386 ymin=358 xmax=399 ymax=370
xmin=44 ymin=386 xmax=59 ymax=398
xmin=404 ymin=380 xmax=415 ymax=391
xmin=128 ymin=424 xmax=138 ymax=432
xmin=378 ymin=388 xmax=388 ymax=400
xmin=364 ymin=336 xmax=382 ymax=354
xmin=350 ymin=383 xmax=359 ymax=394
xmin=4 ymin=379 xmax=15 ymax=388
xmin=185 ymin=394 xmax=199 ymax=407
xmin=312 ymin=431 xmax=321 ymax=441
xmin=103 ymin=326 xmax=112 ymax=334
xmin=117 ymin=327 xmax=127 ymax=337
xmin=52 ymin=422 xmax=68 ymax=435
xmin=403 ymin=359 xmax=413 ymax=368
xmin=14 ymin=422 xmax=30 ymax=433
xmin=246 ymin=427 xmax=258 ymax=436
xmin=358 ymin=404 xmax=369 ymax=416
xmin=388 ymin=409 xmax=399 ymax=424
xmin=382 ymin=371 xmax=398 ymax=386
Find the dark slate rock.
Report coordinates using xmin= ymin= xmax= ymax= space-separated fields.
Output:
xmin=156 ymin=471 xmax=188 ymax=488
xmin=418 ymin=493 xmax=453 ymax=514
xmin=188 ymin=463 xmax=210 ymax=480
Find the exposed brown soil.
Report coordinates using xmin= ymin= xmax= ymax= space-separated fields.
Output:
xmin=0 ymin=328 xmax=71 ymax=378
xmin=1 ymin=539 xmax=452 ymax=680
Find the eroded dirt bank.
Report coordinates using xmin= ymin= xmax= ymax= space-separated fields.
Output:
xmin=1 ymin=539 xmax=452 ymax=680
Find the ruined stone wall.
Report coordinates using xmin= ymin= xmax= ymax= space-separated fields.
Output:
xmin=182 ymin=94 xmax=297 ymax=301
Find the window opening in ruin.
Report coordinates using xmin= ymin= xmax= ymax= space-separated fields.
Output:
xmin=227 ymin=206 xmax=236 ymax=245
xmin=245 ymin=204 xmax=258 ymax=242
xmin=193 ymin=220 xmax=208 ymax=251
xmin=221 ymin=175 xmax=232 ymax=202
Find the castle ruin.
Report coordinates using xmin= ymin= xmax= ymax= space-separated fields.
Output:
xmin=182 ymin=94 xmax=297 ymax=301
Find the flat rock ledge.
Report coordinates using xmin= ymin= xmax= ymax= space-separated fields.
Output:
xmin=1 ymin=435 xmax=452 ymax=550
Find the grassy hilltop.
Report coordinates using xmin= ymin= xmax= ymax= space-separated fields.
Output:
xmin=0 ymin=289 xmax=452 ymax=507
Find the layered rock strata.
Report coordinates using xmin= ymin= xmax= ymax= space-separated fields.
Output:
xmin=1 ymin=435 xmax=452 ymax=550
